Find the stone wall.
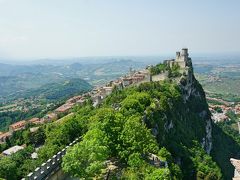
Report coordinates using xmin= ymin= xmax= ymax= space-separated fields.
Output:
xmin=22 ymin=137 xmax=81 ymax=180
xmin=152 ymin=72 xmax=168 ymax=82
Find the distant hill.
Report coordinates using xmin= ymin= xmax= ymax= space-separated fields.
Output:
xmin=0 ymin=78 xmax=92 ymax=131
xmin=0 ymin=77 xmax=92 ymax=103
xmin=22 ymin=78 xmax=92 ymax=101
xmin=0 ymin=60 xmax=148 ymax=103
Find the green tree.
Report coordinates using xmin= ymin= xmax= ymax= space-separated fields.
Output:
xmin=190 ymin=142 xmax=222 ymax=180
xmin=0 ymin=157 xmax=17 ymax=180
xmin=121 ymin=98 xmax=144 ymax=114
xmin=118 ymin=115 xmax=158 ymax=161
xmin=62 ymin=128 xmax=109 ymax=178
xmin=37 ymin=144 xmax=59 ymax=162
xmin=146 ymin=168 xmax=171 ymax=180
xmin=128 ymin=153 xmax=144 ymax=169
xmin=89 ymin=108 xmax=124 ymax=156
xmin=158 ymin=147 xmax=182 ymax=179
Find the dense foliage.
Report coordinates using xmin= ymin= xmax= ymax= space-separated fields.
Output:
xmin=150 ymin=63 xmax=168 ymax=75
xmin=168 ymin=64 xmax=181 ymax=78
xmin=2 ymin=63 xmax=240 ymax=179
xmin=0 ymin=103 xmax=93 ymax=179
xmin=61 ymin=80 xmax=222 ymax=179
xmin=0 ymin=146 xmax=36 ymax=180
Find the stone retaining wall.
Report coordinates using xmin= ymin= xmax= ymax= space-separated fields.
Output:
xmin=23 ymin=137 xmax=80 ymax=180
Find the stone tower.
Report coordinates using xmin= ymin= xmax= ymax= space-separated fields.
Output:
xmin=175 ymin=48 xmax=189 ymax=68
xmin=176 ymin=51 xmax=181 ymax=60
xmin=181 ymin=48 xmax=189 ymax=61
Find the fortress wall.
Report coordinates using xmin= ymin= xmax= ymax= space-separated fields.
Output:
xmin=152 ymin=72 xmax=168 ymax=82
xmin=23 ymin=138 xmax=81 ymax=180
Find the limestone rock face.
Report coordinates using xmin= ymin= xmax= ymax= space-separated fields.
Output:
xmin=147 ymin=49 xmax=213 ymax=156
xmin=179 ymin=61 xmax=213 ymax=154
xmin=203 ymin=119 xmax=213 ymax=154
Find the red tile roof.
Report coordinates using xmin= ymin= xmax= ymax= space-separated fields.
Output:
xmin=0 ymin=132 xmax=12 ymax=142
xmin=29 ymin=118 xmax=40 ymax=123
xmin=9 ymin=120 xmax=26 ymax=130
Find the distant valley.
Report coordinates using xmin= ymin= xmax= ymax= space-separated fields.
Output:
xmin=0 ymin=59 xmax=150 ymax=103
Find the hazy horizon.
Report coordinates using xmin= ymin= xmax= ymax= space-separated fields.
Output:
xmin=1 ymin=53 xmax=240 ymax=66
xmin=0 ymin=0 xmax=240 ymax=60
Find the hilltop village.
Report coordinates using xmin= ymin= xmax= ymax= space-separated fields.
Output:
xmin=0 ymin=48 xmax=195 ymax=155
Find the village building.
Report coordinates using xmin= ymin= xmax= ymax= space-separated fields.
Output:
xmin=2 ymin=145 xmax=25 ymax=156
xmin=212 ymin=113 xmax=229 ymax=122
xmin=30 ymin=127 xmax=40 ymax=133
xmin=102 ymin=86 xmax=113 ymax=96
xmin=66 ymin=95 xmax=82 ymax=104
xmin=28 ymin=117 xmax=41 ymax=125
xmin=111 ymin=80 xmax=123 ymax=90
xmin=122 ymin=77 xmax=133 ymax=87
xmin=121 ymin=70 xmax=152 ymax=87
xmin=91 ymin=94 xmax=102 ymax=107
xmin=44 ymin=113 xmax=58 ymax=122
xmin=82 ymin=93 xmax=90 ymax=98
xmin=114 ymin=81 xmax=124 ymax=89
xmin=0 ymin=132 xmax=12 ymax=144
xmin=76 ymin=98 xmax=86 ymax=105
xmin=55 ymin=103 xmax=75 ymax=113
xmin=92 ymin=88 xmax=100 ymax=94
xmin=9 ymin=120 xmax=27 ymax=133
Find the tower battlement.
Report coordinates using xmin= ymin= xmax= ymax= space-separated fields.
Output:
xmin=181 ymin=48 xmax=188 ymax=57
xmin=175 ymin=48 xmax=190 ymax=68
xmin=164 ymin=48 xmax=191 ymax=69
xmin=176 ymin=48 xmax=189 ymax=62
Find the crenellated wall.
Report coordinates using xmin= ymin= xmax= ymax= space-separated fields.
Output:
xmin=22 ymin=137 xmax=81 ymax=180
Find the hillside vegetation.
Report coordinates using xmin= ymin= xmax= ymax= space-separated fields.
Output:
xmin=1 ymin=62 xmax=240 ymax=179
xmin=0 ymin=78 xmax=92 ymax=131
xmin=61 ymin=77 xmax=223 ymax=179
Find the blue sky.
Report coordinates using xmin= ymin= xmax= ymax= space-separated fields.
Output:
xmin=0 ymin=0 xmax=239 ymax=60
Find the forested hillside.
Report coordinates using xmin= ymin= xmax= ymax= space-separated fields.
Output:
xmin=20 ymin=78 xmax=92 ymax=101
xmin=0 ymin=78 xmax=92 ymax=131
xmin=1 ymin=62 xmax=240 ymax=180
xmin=60 ymin=63 xmax=240 ymax=179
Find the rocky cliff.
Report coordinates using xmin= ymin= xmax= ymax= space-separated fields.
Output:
xmin=179 ymin=62 xmax=213 ymax=154
xmin=61 ymin=54 xmax=230 ymax=179
xmin=143 ymin=58 xmax=220 ymax=178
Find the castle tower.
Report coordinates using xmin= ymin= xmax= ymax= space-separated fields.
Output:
xmin=176 ymin=51 xmax=181 ymax=61
xmin=181 ymin=48 xmax=189 ymax=62
xmin=181 ymin=48 xmax=188 ymax=57
xmin=175 ymin=48 xmax=189 ymax=68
